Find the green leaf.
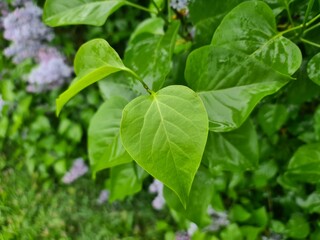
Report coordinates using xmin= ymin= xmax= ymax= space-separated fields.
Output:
xmin=220 ymin=224 xmax=243 ymax=240
xmin=297 ymin=192 xmax=320 ymax=214
xmin=229 ymin=204 xmax=251 ymax=222
xmin=43 ymin=0 xmax=125 ymax=26
xmin=88 ymin=97 xmax=132 ymax=176
xmin=287 ymin=214 xmax=310 ymax=239
xmin=212 ymin=1 xmax=301 ymax=76
xmin=107 ymin=162 xmax=144 ymax=202
xmin=120 ymin=85 xmax=208 ymax=207
xmin=56 ymin=39 xmax=136 ymax=116
xmin=129 ymin=17 xmax=165 ymax=43
xmin=185 ymin=46 xmax=291 ymax=132
xmin=125 ymin=21 xmax=180 ymax=92
xmin=163 ymin=167 xmax=215 ymax=227
xmin=285 ymin=143 xmax=320 ymax=183
xmin=257 ymin=104 xmax=288 ymax=137
xmin=203 ymin=120 xmax=259 ymax=171
xmin=307 ymin=53 xmax=320 ymax=85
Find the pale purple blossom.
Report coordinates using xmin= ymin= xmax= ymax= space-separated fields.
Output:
xmin=205 ymin=206 xmax=230 ymax=232
xmin=0 ymin=95 xmax=5 ymax=113
xmin=262 ymin=233 xmax=283 ymax=240
xmin=149 ymin=179 xmax=165 ymax=210
xmin=62 ymin=158 xmax=88 ymax=184
xmin=2 ymin=2 xmax=53 ymax=63
xmin=97 ymin=190 xmax=110 ymax=205
xmin=27 ymin=55 xmax=72 ymax=93
xmin=170 ymin=0 xmax=189 ymax=12
xmin=175 ymin=231 xmax=190 ymax=240
xmin=187 ymin=222 xmax=198 ymax=236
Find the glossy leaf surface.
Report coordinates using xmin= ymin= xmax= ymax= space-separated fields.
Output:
xmin=88 ymin=97 xmax=131 ymax=176
xmin=286 ymin=143 xmax=320 ymax=183
xmin=43 ymin=0 xmax=125 ymax=26
xmin=203 ymin=120 xmax=259 ymax=171
xmin=56 ymin=39 xmax=135 ymax=116
xmin=125 ymin=21 xmax=180 ymax=92
xmin=107 ymin=162 xmax=144 ymax=202
xmin=185 ymin=46 xmax=291 ymax=131
xmin=163 ymin=168 xmax=214 ymax=227
xmin=121 ymin=85 xmax=208 ymax=207
xmin=307 ymin=53 xmax=320 ymax=85
xmin=212 ymin=1 xmax=301 ymax=76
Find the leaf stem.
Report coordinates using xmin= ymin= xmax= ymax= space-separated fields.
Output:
xmin=167 ymin=0 xmax=172 ymax=22
xmin=304 ymin=22 xmax=320 ymax=35
xmin=300 ymin=0 xmax=315 ymax=36
xmin=126 ymin=69 xmax=152 ymax=95
xmin=300 ymin=38 xmax=320 ymax=48
xmin=284 ymin=0 xmax=295 ymax=28
xmin=125 ymin=1 xmax=158 ymax=14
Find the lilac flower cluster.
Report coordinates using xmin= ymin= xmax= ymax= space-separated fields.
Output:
xmin=0 ymin=95 xmax=5 ymax=113
xmin=170 ymin=0 xmax=189 ymax=12
xmin=205 ymin=206 xmax=230 ymax=232
xmin=262 ymin=233 xmax=283 ymax=240
xmin=2 ymin=1 xmax=72 ymax=92
xmin=62 ymin=158 xmax=89 ymax=184
xmin=96 ymin=189 xmax=110 ymax=205
xmin=3 ymin=2 xmax=53 ymax=63
xmin=175 ymin=231 xmax=190 ymax=240
xmin=148 ymin=179 xmax=165 ymax=210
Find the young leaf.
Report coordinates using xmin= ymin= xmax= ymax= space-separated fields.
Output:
xmin=120 ymin=85 xmax=208 ymax=207
xmin=107 ymin=162 xmax=144 ymax=202
xmin=43 ymin=0 xmax=126 ymax=26
xmin=285 ymin=143 xmax=320 ymax=183
xmin=56 ymin=39 xmax=136 ymax=116
xmin=307 ymin=53 xmax=320 ymax=86
xmin=203 ymin=120 xmax=259 ymax=171
xmin=185 ymin=46 xmax=291 ymax=131
xmin=125 ymin=21 xmax=180 ymax=93
xmin=88 ymin=97 xmax=132 ymax=177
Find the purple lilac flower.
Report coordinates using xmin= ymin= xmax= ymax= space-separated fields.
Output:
xmin=175 ymin=231 xmax=190 ymax=240
xmin=262 ymin=233 xmax=283 ymax=240
xmin=0 ymin=95 xmax=5 ymax=113
xmin=62 ymin=158 xmax=88 ymax=184
xmin=205 ymin=206 xmax=230 ymax=232
xmin=149 ymin=179 xmax=165 ymax=210
xmin=27 ymin=54 xmax=72 ymax=93
xmin=2 ymin=2 xmax=53 ymax=63
xmin=170 ymin=0 xmax=189 ymax=12
xmin=96 ymin=190 xmax=110 ymax=205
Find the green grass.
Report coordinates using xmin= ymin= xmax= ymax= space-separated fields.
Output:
xmin=0 ymin=167 xmax=175 ymax=239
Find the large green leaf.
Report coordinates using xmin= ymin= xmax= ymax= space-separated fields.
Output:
xmin=43 ymin=0 xmax=125 ymax=26
xmin=124 ymin=21 xmax=180 ymax=93
xmin=120 ymin=85 xmax=208 ymax=207
xmin=56 ymin=39 xmax=136 ymax=116
xmin=307 ymin=53 xmax=320 ymax=86
xmin=285 ymin=143 xmax=320 ymax=183
xmin=211 ymin=1 xmax=301 ymax=76
xmin=107 ymin=162 xmax=144 ymax=202
xmin=185 ymin=46 xmax=291 ymax=131
xmin=163 ymin=167 xmax=215 ymax=227
xmin=203 ymin=120 xmax=259 ymax=171
xmin=88 ymin=97 xmax=132 ymax=176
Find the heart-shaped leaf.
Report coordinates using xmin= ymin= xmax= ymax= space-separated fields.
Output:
xmin=120 ymin=85 xmax=208 ymax=207
xmin=56 ymin=39 xmax=136 ymax=116
xmin=203 ymin=120 xmax=259 ymax=171
xmin=43 ymin=0 xmax=125 ymax=26
xmin=88 ymin=96 xmax=132 ymax=177
xmin=185 ymin=46 xmax=291 ymax=131
xmin=211 ymin=1 xmax=301 ymax=76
